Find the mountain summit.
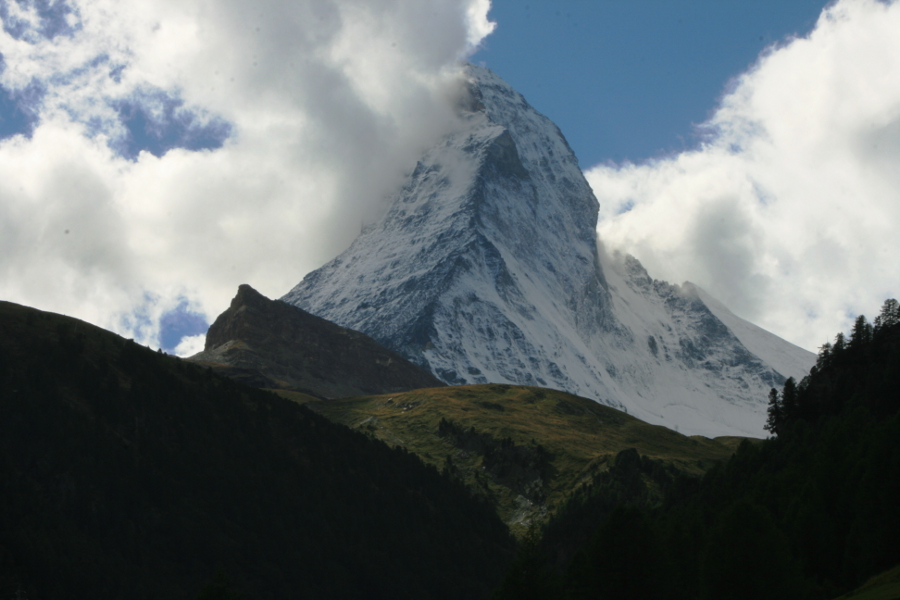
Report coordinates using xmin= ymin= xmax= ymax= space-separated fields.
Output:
xmin=283 ymin=65 xmax=814 ymax=438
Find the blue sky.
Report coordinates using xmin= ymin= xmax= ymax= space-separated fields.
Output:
xmin=0 ymin=2 xmax=829 ymax=169
xmin=1 ymin=0 xmax=898 ymax=355
xmin=472 ymin=1 xmax=829 ymax=167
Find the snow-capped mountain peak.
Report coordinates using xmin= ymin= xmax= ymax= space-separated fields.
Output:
xmin=283 ymin=64 xmax=814 ymax=438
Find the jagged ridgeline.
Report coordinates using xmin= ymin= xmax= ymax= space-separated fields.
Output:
xmin=0 ymin=301 xmax=513 ymax=600
xmin=493 ymin=300 xmax=900 ymax=600
xmin=283 ymin=64 xmax=815 ymax=438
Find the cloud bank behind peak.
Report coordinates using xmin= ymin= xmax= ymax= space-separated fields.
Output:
xmin=589 ymin=0 xmax=900 ymax=351
xmin=0 ymin=0 xmax=494 ymax=352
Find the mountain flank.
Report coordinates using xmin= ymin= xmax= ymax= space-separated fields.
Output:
xmin=283 ymin=64 xmax=815 ymax=438
xmin=833 ymin=565 xmax=900 ymax=600
xmin=492 ymin=301 xmax=900 ymax=600
xmin=188 ymin=284 xmax=444 ymax=398
xmin=308 ymin=384 xmax=743 ymax=535
xmin=0 ymin=300 xmax=511 ymax=599
xmin=188 ymin=288 xmax=752 ymax=536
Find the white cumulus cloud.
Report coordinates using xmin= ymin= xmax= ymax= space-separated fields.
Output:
xmin=588 ymin=0 xmax=900 ymax=351
xmin=0 ymin=0 xmax=495 ymax=349
xmin=173 ymin=334 xmax=206 ymax=358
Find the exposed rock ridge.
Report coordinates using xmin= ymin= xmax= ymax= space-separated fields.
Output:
xmin=190 ymin=284 xmax=445 ymax=398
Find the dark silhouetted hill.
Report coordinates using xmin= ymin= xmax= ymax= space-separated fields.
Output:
xmin=0 ymin=300 xmax=511 ymax=600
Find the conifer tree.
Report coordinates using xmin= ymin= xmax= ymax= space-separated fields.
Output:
xmin=833 ymin=332 xmax=846 ymax=354
xmin=849 ymin=315 xmax=872 ymax=348
xmin=781 ymin=378 xmax=798 ymax=427
xmin=873 ymin=298 xmax=899 ymax=331
xmin=765 ymin=388 xmax=783 ymax=436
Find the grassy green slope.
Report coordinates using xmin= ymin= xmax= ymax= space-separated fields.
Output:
xmin=310 ymin=384 xmax=743 ymax=535
xmin=834 ymin=565 xmax=900 ymax=600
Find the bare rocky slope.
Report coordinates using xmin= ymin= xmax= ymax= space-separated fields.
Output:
xmin=189 ymin=284 xmax=444 ymax=398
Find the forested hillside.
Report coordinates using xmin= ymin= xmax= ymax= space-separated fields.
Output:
xmin=495 ymin=299 xmax=900 ymax=600
xmin=0 ymin=301 xmax=513 ymax=599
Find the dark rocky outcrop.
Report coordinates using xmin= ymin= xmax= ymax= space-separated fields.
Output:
xmin=189 ymin=284 xmax=444 ymax=398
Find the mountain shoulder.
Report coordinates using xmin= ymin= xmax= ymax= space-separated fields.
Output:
xmin=188 ymin=284 xmax=445 ymax=398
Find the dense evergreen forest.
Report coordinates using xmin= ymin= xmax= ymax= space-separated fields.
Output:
xmin=495 ymin=299 xmax=900 ymax=600
xmin=0 ymin=302 xmax=514 ymax=599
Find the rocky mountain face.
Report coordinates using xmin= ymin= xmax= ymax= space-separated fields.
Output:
xmin=282 ymin=64 xmax=814 ymax=438
xmin=189 ymin=284 xmax=444 ymax=398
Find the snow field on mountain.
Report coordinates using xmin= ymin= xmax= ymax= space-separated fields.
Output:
xmin=284 ymin=64 xmax=815 ymax=438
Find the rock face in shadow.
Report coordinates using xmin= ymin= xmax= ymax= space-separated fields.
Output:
xmin=189 ymin=284 xmax=444 ymax=398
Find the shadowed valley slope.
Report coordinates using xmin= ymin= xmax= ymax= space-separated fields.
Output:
xmin=0 ymin=299 xmax=511 ymax=599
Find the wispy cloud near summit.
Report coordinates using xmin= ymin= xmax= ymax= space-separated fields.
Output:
xmin=0 ymin=0 xmax=494 ymax=352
